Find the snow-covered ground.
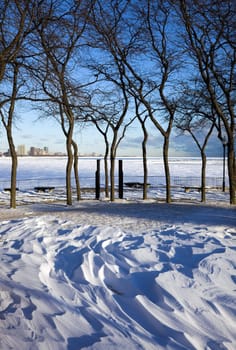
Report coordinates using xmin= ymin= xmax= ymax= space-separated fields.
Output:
xmin=0 ymin=157 xmax=235 ymax=349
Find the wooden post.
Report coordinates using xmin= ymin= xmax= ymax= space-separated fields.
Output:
xmin=118 ymin=159 xmax=123 ymax=199
xmin=95 ymin=159 xmax=100 ymax=200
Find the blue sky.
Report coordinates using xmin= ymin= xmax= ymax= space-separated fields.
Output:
xmin=0 ymin=109 xmax=224 ymax=157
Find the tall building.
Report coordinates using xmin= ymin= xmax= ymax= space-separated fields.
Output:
xmin=44 ymin=147 xmax=49 ymax=154
xmin=17 ymin=144 xmax=26 ymax=156
xmin=29 ymin=146 xmax=49 ymax=156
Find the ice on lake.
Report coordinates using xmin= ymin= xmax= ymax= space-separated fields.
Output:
xmin=0 ymin=156 xmax=229 ymax=203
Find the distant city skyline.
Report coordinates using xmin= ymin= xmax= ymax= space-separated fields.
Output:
xmin=1 ymin=144 xmax=58 ymax=157
xmin=1 ymin=144 xmax=103 ymax=157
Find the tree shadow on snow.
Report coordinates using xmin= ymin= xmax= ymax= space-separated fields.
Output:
xmin=32 ymin=201 xmax=236 ymax=227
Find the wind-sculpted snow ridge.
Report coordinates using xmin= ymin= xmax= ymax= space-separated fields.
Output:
xmin=0 ymin=206 xmax=236 ymax=350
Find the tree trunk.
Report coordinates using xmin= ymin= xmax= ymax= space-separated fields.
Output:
xmin=110 ymin=132 xmax=118 ymax=202
xmin=201 ymin=151 xmax=206 ymax=202
xmin=142 ymin=131 xmax=148 ymax=200
xmin=110 ymin=155 xmax=115 ymax=201
xmin=72 ymin=140 xmax=81 ymax=201
xmin=0 ymin=56 xmax=5 ymax=82
xmin=104 ymin=156 xmax=109 ymax=198
xmin=66 ymin=128 xmax=74 ymax=205
xmin=104 ymin=139 xmax=109 ymax=198
xmin=227 ymin=140 xmax=236 ymax=205
xmin=163 ymin=136 xmax=171 ymax=203
xmin=8 ymin=132 xmax=17 ymax=209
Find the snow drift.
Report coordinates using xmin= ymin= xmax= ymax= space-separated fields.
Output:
xmin=0 ymin=200 xmax=235 ymax=350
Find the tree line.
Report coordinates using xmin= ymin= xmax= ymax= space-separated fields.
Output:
xmin=0 ymin=0 xmax=235 ymax=207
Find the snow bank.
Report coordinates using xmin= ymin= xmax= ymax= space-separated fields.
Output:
xmin=0 ymin=201 xmax=235 ymax=349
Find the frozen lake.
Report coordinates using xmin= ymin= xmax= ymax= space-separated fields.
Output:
xmin=0 ymin=156 xmax=227 ymax=190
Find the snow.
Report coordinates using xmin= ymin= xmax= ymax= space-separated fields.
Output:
xmin=0 ymin=156 xmax=229 ymax=190
xmin=0 ymin=157 xmax=235 ymax=349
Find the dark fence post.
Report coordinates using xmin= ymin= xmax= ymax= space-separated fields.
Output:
xmin=95 ymin=159 xmax=100 ymax=200
xmin=118 ymin=159 xmax=123 ymax=199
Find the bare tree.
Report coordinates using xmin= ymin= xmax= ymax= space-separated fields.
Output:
xmin=31 ymin=0 xmax=94 ymax=205
xmin=116 ymin=0 xmax=181 ymax=203
xmin=0 ymin=63 xmax=21 ymax=208
xmin=87 ymin=0 xmax=181 ymax=203
xmin=134 ymin=97 xmax=149 ymax=200
xmin=176 ymin=0 xmax=236 ymax=204
xmin=175 ymin=86 xmax=216 ymax=202
xmin=95 ymin=92 xmax=132 ymax=202
xmin=0 ymin=0 xmax=36 ymax=208
xmin=85 ymin=87 xmax=136 ymax=201
xmin=87 ymin=2 xmax=138 ymax=201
